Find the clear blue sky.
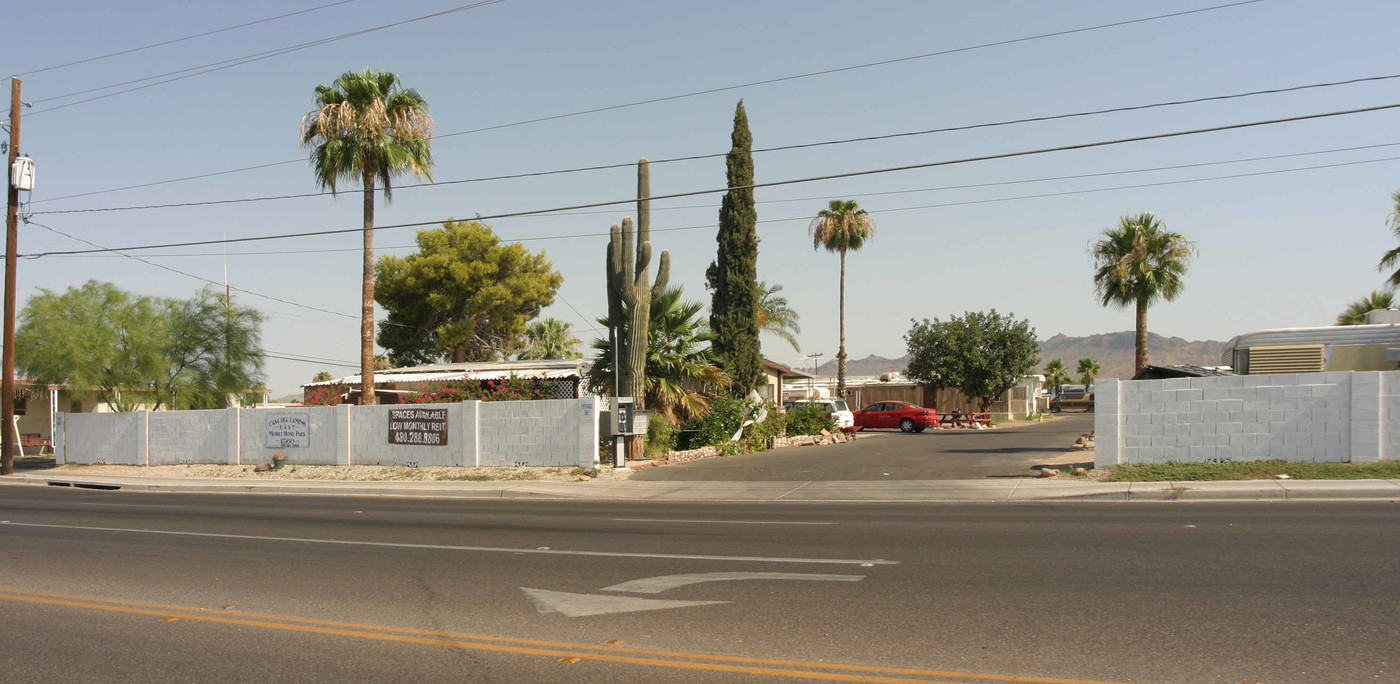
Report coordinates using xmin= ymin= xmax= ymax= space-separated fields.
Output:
xmin=8 ymin=0 xmax=1400 ymax=397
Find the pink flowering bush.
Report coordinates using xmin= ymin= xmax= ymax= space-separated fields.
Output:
xmin=405 ymin=376 xmax=554 ymax=404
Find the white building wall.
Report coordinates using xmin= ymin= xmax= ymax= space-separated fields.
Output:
xmin=1095 ymin=371 xmax=1400 ymax=466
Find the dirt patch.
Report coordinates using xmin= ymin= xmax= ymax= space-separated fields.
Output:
xmin=43 ymin=463 xmax=632 ymax=482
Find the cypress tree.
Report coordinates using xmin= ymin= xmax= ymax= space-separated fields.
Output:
xmin=706 ymin=100 xmax=764 ymax=395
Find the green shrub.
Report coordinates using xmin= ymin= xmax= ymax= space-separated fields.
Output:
xmin=785 ymin=404 xmax=836 ymax=435
xmin=740 ymin=405 xmax=786 ymax=452
xmin=685 ymin=397 xmax=790 ymax=454
xmin=646 ymin=414 xmax=678 ymax=459
xmin=688 ymin=395 xmax=751 ymax=447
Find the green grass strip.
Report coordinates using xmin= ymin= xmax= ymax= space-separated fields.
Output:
xmin=1100 ymin=459 xmax=1400 ymax=482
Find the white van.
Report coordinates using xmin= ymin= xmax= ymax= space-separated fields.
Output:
xmin=783 ymin=399 xmax=855 ymax=431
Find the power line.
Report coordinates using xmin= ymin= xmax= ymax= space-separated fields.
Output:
xmin=424 ymin=0 xmax=1269 ymax=142
xmin=553 ymin=293 xmax=603 ymax=334
xmin=25 ymin=152 xmax=1400 ymax=361
xmin=26 ymin=0 xmax=509 ymax=114
xmin=29 ymin=0 xmax=1271 ymax=204
xmin=33 ymin=89 xmax=1400 ymax=217
xmin=264 ymin=350 xmax=359 ymax=367
xmin=24 ymin=101 xmax=1400 ymax=258
xmin=23 ymin=218 xmax=378 ymax=326
xmin=264 ymin=354 xmax=359 ymax=369
xmin=51 ymin=141 xmax=1400 ymax=258
xmin=12 ymin=1 xmax=358 ymax=77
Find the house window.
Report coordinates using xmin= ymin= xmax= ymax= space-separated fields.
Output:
xmin=14 ymin=393 xmax=26 ymax=416
xmin=70 ymin=399 xmax=83 ymax=413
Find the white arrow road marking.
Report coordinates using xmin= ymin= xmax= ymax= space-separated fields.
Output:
xmin=521 ymin=588 xmax=728 ymax=617
xmin=601 ymin=572 xmax=864 ymax=594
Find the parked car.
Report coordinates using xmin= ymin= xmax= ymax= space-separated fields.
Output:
xmin=854 ymin=401 xmax=938 ymax=433
xmin=1050 ymin=388 xmax=1094 ymax=412
xmin=783 ymin=399 xmax=855 ymax=432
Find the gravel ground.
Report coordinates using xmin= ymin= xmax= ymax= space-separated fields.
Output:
xmin=44 ymin=463 xmax=632 ymax=482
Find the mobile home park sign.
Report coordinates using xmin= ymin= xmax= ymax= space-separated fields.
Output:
xmin=388 ymin=407 xmax=449 ymax=446
xmin=265 ymin=413 xmax=311 ymax=448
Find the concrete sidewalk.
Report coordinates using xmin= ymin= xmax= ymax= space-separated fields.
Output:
xmin=3 ymin=472 xmax=1399 ymax=502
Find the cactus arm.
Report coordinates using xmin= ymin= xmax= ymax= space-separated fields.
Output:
xmin=652 ymin=249 xmax=671 ymax=300
xmin=618 ymin=218 xmax=637 ymax=305
xmin=637 ymin=157 xmax=650 ymax=240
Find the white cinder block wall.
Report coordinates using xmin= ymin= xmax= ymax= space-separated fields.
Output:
xmin=1095 ymin=371 xmax=1400 ymax=466
xmin=349 ymin=402 xmax=477 ymax=467
xmin=58 ymin=412 xmax=148 ymax=465
xmin=56 ymin=398 xmax=598 ymax=468
xmin=478 ymin=397 xmax=597 ymax=467
xmin=150 ymin=409 xmax=232 ymax=465
xmin=238 ymin=406 xmax=345 ymax=466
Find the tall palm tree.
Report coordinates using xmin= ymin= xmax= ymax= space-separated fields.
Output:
xmin=1090 ymin=211 xmax=1196 ymax=375
xmin=809 ymin=199 xmax=875 ymax=399
xmin=757 ymin=281 xmax=801 ymax=352
xmin=1043 ymin=359 xmax=1069 ymax=395
xmin=588 ymin=286 xmax=730 ymax=422
xmin=1076 ymin=357 xmax=1101 ymax=387
xmin=520 ymin=318 xmax=582 ymax=360
xmin=300 ymin=69 xmax=434 ymax=405
xmin=1337 ymin=290 xmax=1396 ymax=325
xmin=1379 ymin=190 xmax=1400 ymax=287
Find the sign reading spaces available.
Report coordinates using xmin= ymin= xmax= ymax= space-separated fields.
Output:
xmin=388 ymin=407 xmax=449 ymax=446
xmin=266 ymin=413 xmax=311 ymax=448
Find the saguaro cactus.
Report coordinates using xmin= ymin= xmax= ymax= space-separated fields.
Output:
xmin=607 ymin=158 xmax=670 ymax=461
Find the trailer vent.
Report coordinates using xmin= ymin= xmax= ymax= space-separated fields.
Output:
xmin=1246 ymin=344 xmax=1324 ymax=374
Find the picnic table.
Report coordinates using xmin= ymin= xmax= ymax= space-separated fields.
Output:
xmin=939 ymin=412 xmax=992 ymax=428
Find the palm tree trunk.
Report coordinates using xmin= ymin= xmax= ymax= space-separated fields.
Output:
xmin=837 ymin=249 xmax=847 ymax=399
xmin=360 ymin=170 xmax=377 ymax=406
xmin=1135 ymin=296 xmax=1149 ymax=375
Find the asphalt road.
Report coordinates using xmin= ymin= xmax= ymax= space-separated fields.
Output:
xmin=634 ymin=413 xmax=1095 ymax=481
xmin=1 ymin=486 xmax=1396 ymax=683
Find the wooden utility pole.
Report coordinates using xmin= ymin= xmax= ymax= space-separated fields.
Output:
xmin=3 ymin=78 xmax=22 ymax=476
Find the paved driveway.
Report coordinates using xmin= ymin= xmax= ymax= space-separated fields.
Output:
xmin=631 ymin=413 xmax=1094 ymax=481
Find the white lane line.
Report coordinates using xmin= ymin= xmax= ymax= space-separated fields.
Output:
xmin=74 ymin=503 xmax=186 ymax=508
xmin=602 ymin=572 xmax=864 ymax=594
xmin=0 ymin=521 xmax=895 ymax=565
xmin=611 ymin=518 xmax=835 ymax=525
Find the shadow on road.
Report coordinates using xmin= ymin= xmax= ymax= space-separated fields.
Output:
xmin=940 ymin=446 xmax=1067 ymax=455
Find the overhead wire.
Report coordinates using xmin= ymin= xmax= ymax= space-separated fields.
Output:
xmin=26 ymin=0 xmax=509 ymax=114
xmin=49 ymin=140 xmax=1396 ymax=257
xmin=263 ymin=350 xmax=359 ymax=368
xmin=11 ymin=0 xmax=359 ymax=77
xmin=21 ymin=218 xmax=423 ymax=332
xmin=29 ymin=0 xmax=1272 ymax=204
xmin=31 ymin=86 xmax=1400 ymax=217
xmin=23 ymin=101 xmax=1400 ymax=258
xmin=26 ymin=149 xmax=1400 ymax=368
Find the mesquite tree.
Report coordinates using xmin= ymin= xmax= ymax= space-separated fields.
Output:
xmin=606 ymin=158 xmax=670 ymax=461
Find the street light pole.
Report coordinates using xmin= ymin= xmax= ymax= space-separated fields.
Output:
xmin=2 ymin=78 xmax=21 ymax=476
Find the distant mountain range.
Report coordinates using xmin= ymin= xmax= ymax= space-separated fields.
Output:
xmin=811 ymin=331 xmax=1228 ymax=381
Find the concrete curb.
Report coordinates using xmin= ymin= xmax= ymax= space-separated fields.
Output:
xmin=5 ymin=474 xmax=1400 ymax=503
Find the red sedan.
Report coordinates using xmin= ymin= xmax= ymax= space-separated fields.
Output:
xmin=853 ymin=401 xmax=939 ymax=433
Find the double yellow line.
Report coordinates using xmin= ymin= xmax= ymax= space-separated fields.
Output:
xmin=0 ymin=587 xmax=1131 ymax=684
